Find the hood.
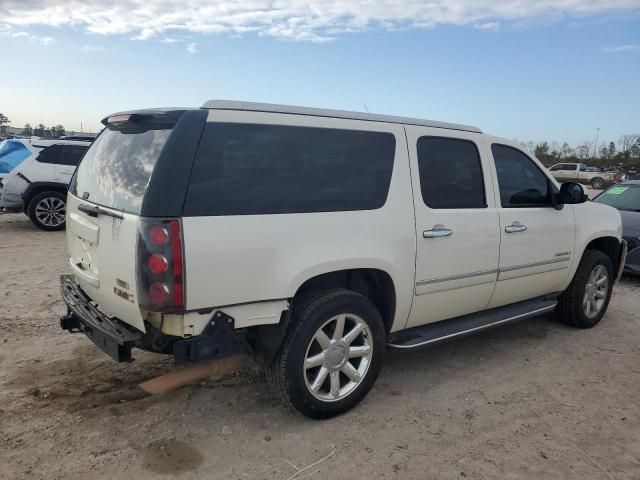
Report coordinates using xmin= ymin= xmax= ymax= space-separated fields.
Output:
xmin=620 ymin=209 xmax=640 ymax=238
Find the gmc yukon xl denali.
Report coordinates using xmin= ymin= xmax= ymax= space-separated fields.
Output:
xmin=60 ymin=101 xmax=626 ymax=418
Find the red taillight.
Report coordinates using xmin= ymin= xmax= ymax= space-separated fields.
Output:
xmin=148 ymin=225 xmax=170 ymax=246
xmin=138 ymin=218 xmax=184 ymax=311
xmin=148 ymin=254 xmax=168 ymax=274
xmin=149 ymin=282 xmax=169 ymax=305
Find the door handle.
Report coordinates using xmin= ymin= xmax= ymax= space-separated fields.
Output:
xmin=423 ymin=224 xmax=453 ymax=238
xmin=505 ymin=221 xmax=527 ymax=234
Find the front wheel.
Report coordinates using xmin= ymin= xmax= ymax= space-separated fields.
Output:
xmin=27 ymin=191 xmax=67 ymax=231
xmin=556 ymin=250 xmax=614 ymax=328
xmin=591 ymin=177 xmax=605 ymax=189
xmin=266 ymin=289 xmax=386 ymax=419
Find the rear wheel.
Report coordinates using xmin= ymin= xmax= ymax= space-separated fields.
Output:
xmin=556 ymin=250 xmax=613 ymax=328
xmin=266 ymin=289 xmax=386 ymax=419
xmin=27 ymin=191 xmax=66 ymax=231
xmin=591 ymin=177 xmax=605 ymax=189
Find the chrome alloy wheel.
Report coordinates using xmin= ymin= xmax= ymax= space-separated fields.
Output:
xmin=35 ymin=196 xmax=66 ymax=227
xmin=583 ymin=265 xmax=609 ymax=319
xmin=304 ymin=314 xmax=373 ymax=402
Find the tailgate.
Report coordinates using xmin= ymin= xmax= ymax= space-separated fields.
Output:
xmin=66 ymin=193 xmax=146 ymax=332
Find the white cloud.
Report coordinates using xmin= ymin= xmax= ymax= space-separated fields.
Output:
xmin=0 ymin=1 xmax=638 ymax=43
xmin=186 ymin=42 xmax=198 ymax=54
xmin=601 ymin=44 xmax=640 ymax=53
xmin=474 ymin=21 xmax=500 ymax=31
xmin=8 ymin=30 xmax=55 ymax=44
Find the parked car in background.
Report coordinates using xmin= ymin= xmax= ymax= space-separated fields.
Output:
xmin=0 ymin=138 xmax=91 ymax=230
xmin=548 ymin=162 xmax=621 ymax=189
xmin=59 ymin=101 xmax=625 ymax=419
xmin=593 ymin=181 xmax=640 ymax=275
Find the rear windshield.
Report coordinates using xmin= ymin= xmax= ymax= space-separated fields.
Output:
xmin=71 ymin=126 xmax=172 ymax=214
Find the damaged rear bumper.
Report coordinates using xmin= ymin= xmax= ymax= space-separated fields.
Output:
xmin=59 ymin=275 xmax=250 ymax=363
xmin=60 ymin=274 xmax=141 ymax=362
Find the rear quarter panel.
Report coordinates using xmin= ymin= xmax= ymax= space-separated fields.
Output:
xmin=182 ymin=110 xmax=416 ymax=332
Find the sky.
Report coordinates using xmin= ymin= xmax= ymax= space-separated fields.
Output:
xmin=1 ymin=0 xmax=639 ymax=146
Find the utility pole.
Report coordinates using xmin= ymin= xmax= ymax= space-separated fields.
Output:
xmin=592 ymin=127 xmax=600 ymax=159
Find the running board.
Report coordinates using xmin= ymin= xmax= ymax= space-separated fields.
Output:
xmin=387 ymin=297 xmax=558 ymax=349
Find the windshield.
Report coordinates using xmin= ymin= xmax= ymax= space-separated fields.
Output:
xmin=71 ymin=126 xmax=172 ymax=214
xmin=594 ymin=184 xmax=640 ymax=211
xmin=0 ymin=140 xmax=32 ymax=174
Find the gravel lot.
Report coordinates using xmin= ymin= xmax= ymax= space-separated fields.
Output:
xmin=1 ymin=212 xmax=639 ymax=480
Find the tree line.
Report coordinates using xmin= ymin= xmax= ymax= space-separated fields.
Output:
xmin=20 ymin=122 xmax=67 ymax=138
xmin=521 ymin=135 xmax=640 ymax=168
xmin=0 ymin=113 xmax=66 ymax=138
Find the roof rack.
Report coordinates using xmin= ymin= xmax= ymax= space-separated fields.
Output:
xmin=201 ymin=100 xmax=482 ymax=134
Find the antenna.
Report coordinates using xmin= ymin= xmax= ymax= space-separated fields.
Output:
xmin=363 ymin=103 xmax=370 ymax=113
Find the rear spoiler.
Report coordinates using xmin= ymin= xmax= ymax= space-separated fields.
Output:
xmin=101 ymin=109 xmax=188 ymax=132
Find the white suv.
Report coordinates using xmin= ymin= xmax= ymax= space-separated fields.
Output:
xmin=0 ymin=137 xmax=91 ymax=230
xmin=59 ymin=101 xmax=626 ymax=418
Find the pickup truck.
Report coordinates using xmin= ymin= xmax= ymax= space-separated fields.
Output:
xmin=59 ymin=101 xmax=626 ymax=418
xmin=548 ymin=162 xmax=621 ymax=189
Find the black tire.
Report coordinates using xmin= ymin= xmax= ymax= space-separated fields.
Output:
xmin=556 ymin=250 xmax=614 ymax=328
xmin=591 ymin=177 xmax=605 ymax=189
xmin=27 ymin=191 xmax=67 ymax=231
xmin=266 ymin=288 xmax=386 ymax=419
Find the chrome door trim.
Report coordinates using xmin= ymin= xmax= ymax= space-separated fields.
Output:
xmin=416 ymin=268 xmax=499 ymax=286
xmin=415 ymin=256 xmax=571 ymax=288
xmin=499 ymin=256 xmax=570 ymax=273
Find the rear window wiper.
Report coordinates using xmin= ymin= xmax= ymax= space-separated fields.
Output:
xmin=78 ymin=203 xmax=124 ymax=219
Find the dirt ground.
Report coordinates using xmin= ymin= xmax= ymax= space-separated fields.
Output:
xmin=1 ymin=211 xmax=639 ymax=480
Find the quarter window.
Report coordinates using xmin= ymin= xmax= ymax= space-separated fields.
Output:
xmin=184 ymin=123 xmax=396 ymax=216
xmin=36 ymin=145 xmax=62 ymax=164
xmin=492 ymin=144 xmax=550 ymax=207
xmin=416 ymin=137 xmax=486 ymax=209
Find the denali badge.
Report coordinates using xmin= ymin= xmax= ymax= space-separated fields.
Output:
xmin=113 ymin=286 xmax=134 ymax=303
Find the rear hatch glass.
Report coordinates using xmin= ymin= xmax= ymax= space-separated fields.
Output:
xmin=66 ymin=113 xmax=176 ymax=332
xmin=70 ymin=117 xmax=173 ymax=214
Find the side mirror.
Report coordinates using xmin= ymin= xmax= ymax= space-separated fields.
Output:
xmin=560 ymin=182 xmax=588 ymax=204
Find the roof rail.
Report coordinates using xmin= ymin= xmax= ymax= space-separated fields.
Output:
xmin=201 ymin=100 xmax=482 ymax=134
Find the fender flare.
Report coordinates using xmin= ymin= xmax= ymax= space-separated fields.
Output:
xmin=22 ymin=181 xmax=69 ymax=212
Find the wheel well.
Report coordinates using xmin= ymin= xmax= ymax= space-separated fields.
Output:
xmin=585 ymin=236 xmax=620 ymax=275
xmin=294 ymin=269 xmax=396 ymax=332
xmin=23 ymin=184 xmax=67 ymax=210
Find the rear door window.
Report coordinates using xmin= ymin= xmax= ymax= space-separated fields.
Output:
xmin=59 ymin=145 xmax=88 ymax=166
xmin=183 ymin=123 xmax=396 ymax=216
xmin=416 ymin=137 xmax=486 ymax=209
